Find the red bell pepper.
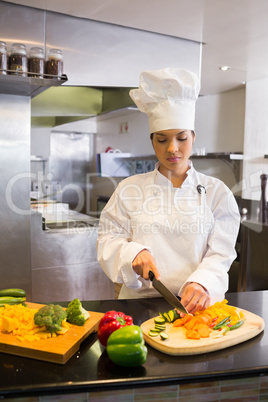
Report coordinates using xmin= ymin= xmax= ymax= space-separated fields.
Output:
xmin=98 ymin=310 xmax=133 ymax=346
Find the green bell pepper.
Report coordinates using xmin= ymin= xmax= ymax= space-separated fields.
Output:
xmin=106 ymin=325 xmax=147 ymax=367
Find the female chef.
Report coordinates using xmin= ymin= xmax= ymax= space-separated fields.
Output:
xmin=97 ymin=68 xmax=240 ymax=315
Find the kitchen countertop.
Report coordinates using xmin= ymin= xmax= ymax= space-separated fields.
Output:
xmin=0 ymin=291 xmax=267 ymax=398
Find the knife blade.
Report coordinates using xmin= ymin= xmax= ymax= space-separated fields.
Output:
xmin=149 ymin=270 xmax=188 ymax=314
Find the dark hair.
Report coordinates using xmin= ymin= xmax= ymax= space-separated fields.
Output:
xmin=150 ymin=130 xmax=195 ymax=141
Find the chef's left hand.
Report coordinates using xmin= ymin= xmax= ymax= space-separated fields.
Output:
xmin=180 ymin=282 xmax=211 ymax=316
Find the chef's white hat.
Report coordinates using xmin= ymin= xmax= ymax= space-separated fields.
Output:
xmin=129 ymin=68 xmax=200 ymax=133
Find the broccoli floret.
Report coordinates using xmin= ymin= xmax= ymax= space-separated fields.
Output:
xmin=34 ymin=304 xmax=67 ymax=333
xmin=66 ymin=298 xmax=90 ymax=326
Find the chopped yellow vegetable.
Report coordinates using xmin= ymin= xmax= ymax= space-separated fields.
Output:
xmin=1 ymin=316 xmax=20 ymax=333
xmin=38 ymin=332 xmax=53 ymax=340
xmin=56 ymin=327 xmax=69 ymax=335
xmin=0 ymin=304 xmax=37 ymax=337
xmin=61 ymin=320 xmax=71 ymax=329
xmin=195 ymin=299 xmax=244 ymax=326
xmin=16 ymin=335 xmax=26 ymax=342
xmin=28 ymin=325 xmax=47 ymax=335
xmin=0 ymin=303 xmax=69 ymax=342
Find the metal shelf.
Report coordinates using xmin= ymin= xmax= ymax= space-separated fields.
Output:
xmin=118 ymin=152 xmax=243 ymax=161
xmin=116 ymin=154 xmax=157 ymax=161
xmin=191 ymin=152 xmax=243 ymax=181
xmin=191 ymin=152 xmax=243 ymax=160
xmin=97 ymin=152 xmax=244 ymax=179
xmin=30 ymin=155 xmax=48 ymax=162
xmin=0 ymin=73 xmax=67 ymax=98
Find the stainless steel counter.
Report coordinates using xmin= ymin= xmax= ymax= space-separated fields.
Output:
xmin=30 ymin=210 xmax=114 ymax=303
xmin=43 ymin=209 xmax=99 ymax=233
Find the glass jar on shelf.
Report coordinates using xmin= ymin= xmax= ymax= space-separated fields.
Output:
xmin=0 ymin=41 xmax=7 ymax=75
xmin=45 ymin=48 xmax=63 ymax=79
xmin=9 ymin=43 xmax=28 ymax=77
xmin=28 ymin=47 xmax=45 ymax=78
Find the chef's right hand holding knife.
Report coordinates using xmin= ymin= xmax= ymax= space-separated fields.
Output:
xmin=133 ymin=249 xmax=211 ymax=315
xmin=132 ymin=249 xmax=161 ymax=281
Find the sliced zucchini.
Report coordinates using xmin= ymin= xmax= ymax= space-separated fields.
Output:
xmin=159 ymin=312 xmax=166 ymax=321
xmin=167 ymin=310 xmax=175 ymax=322
xmin=154 ymin=324 xmax=166 ymax=331
xmin=168 ymin=309 xmax=180 ymax=322
xmin=149 ymin=328 xmax=161 ymax=333
xmin=154 ymin=316 xmax=166 ymax=325
xmin=158 ymin=309 xmax=181 ymax=323
xmin=163 ymin=312 xmax=171 ymax=322
xmin=148 ymin=330 xmax=160 ymax=337
xmin=160 ymin=332 xmax=169 ymax=340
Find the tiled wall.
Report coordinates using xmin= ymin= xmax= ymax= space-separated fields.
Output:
xmin=5 ymin=375 xmax=268 ymax=401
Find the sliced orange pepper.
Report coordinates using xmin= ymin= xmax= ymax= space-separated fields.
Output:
xmin=185 ymin=329 xmax=201 ymax=340
xmin=173 ymin=314 xmax=192 ymax=327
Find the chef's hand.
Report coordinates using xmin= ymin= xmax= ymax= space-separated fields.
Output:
xmin=180 ymin=282 xmax=211 ymax=316
xmin=132 ymin=249 xmax=161 ymax=281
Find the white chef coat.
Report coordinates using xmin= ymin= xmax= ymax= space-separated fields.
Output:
xmin=97 ymin=161 xmax=240 ymax=304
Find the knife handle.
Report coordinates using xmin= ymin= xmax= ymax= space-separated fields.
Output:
xmin=149 ymin=270 xmax=154 ymax=281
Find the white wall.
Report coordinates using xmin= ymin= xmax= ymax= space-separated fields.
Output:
xmin=31 ymin=128 xmax=51 ymax=158
xmin=95 ymin=110 xmax=152 ymax=154
xmin=195 ymin=88 xmax=245 ymax=153
xmin=243 ymin=78 xmax=268 ymax=201
xmin=193 ymin=87 xmax=245 ymax=194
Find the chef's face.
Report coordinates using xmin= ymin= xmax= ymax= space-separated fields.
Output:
xmin=151 ymin=129 xmax=195 ymax=176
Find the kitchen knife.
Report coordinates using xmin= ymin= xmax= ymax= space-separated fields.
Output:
xmin=149 ymin=270 xmax=188 ymax=314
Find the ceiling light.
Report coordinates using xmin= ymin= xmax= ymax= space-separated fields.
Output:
xmin=220 ymin=66 xmax=230 ymax=71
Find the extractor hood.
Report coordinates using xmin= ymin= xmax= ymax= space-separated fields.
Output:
xmin=31 ymin=86 xmax=136 ymax=127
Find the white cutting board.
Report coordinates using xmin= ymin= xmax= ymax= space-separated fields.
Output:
xmin=141 ymin=308 xmax=264 ymax=356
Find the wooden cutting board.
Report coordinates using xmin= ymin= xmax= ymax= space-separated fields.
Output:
xmin=0 ymin=302 xmax=103 ymax=364
xmin=141 ymin=307 xmax=265 ymax=356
